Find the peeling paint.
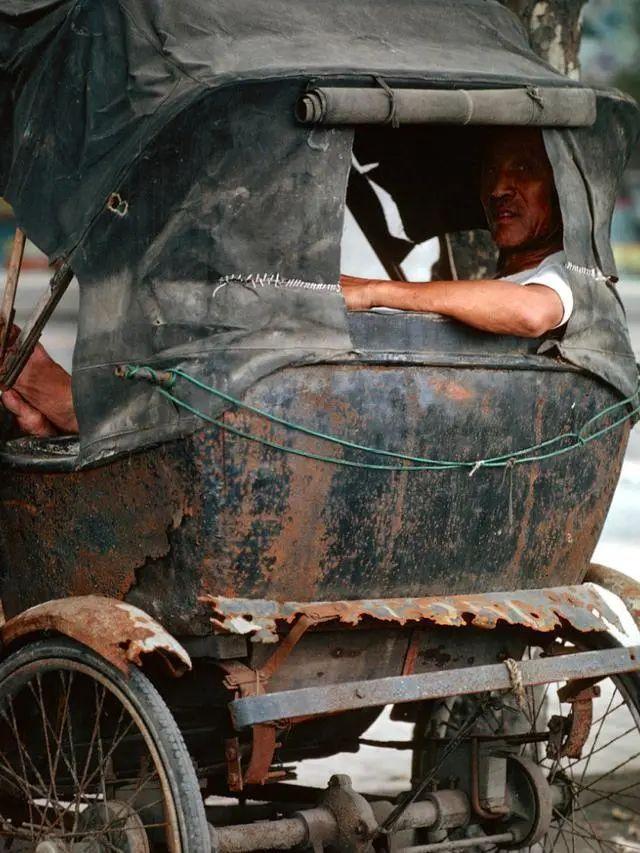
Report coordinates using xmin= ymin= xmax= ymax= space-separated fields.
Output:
xmin=1 ymin=596 xmax=192 ymax=676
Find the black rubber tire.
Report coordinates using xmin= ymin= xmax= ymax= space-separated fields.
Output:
xmin=0 ymin=637 xmax=211 ymax=853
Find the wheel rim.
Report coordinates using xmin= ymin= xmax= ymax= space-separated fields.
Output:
xmin=413 ymin=636 xmax=640 ymax=852
xmin=521 ymin=641 xmax=640 ymax=852
xmin=0 ymin=655 xmax=182 ymax=851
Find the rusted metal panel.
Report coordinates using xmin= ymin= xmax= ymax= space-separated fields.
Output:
xmin=203 ymin=584 xmax=622 ymax=642
xmin=0 ymin=359 xmax=629 ymax=637
xmin=1 ymin=595 xmax=192 ymax=676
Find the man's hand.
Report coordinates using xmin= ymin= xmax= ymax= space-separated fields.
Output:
xmin=0 ymin=322 xmax=78 ymax=436
xmin=340 ymin=275 xmax=374 ymax=311
xmin=1 ymin=389 xmax=58 ymax=437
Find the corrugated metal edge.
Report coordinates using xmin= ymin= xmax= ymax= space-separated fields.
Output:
xmin=200 ymin=584 xmax=622 ymax=643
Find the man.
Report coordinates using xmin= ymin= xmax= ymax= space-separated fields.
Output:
xmin=0 ymin=324 xmax=77 ymax=437
xmin=341 ymin=127 xmax=573 ymax=338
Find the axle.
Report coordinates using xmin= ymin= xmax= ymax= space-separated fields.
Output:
xmin=209 ymin=776 xmax=478 ymax=853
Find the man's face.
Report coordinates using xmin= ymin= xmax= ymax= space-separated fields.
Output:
xmin=480 ymin=128 xmax=562 ymax=251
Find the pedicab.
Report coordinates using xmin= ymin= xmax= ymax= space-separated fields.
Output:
xmin=0 ymin=0 xmax=639 ymax=850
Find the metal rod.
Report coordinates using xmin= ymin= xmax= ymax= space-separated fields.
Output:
xmin=0 ymin=260 xmax=73 ymax=389
xmin=209 ymin=792 xmax=471 ymax=852
xmin=211 ymin=816 xmax=309 ymax=853
xmin=0 ymin=227 xmax=26 ymax=361
xmin=230 ymin=645 xmax=640 ymax=728
xmin=399 ymin=832 xmax=514 ymax=852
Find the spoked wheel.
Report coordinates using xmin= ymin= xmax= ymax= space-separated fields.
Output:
xmin=0 ymin=638 xmax=210 ymax=852
xmin=412 ymin=633 xmax=640 ymax=852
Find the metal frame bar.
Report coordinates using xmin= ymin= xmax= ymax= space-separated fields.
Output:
xmin=0 ymin=261 xmax=73 ymax=390
xmin=0 ymin=228 xmax=26 ymax=362
xmin=230 ymin=645 xmax=640 ymax=729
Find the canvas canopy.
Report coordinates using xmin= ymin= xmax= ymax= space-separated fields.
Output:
xmin=0 ymin=0 xmax=638 ymax=464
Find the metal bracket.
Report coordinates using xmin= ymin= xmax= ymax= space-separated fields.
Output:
xmin=547 ymin=679 xmax=601 ymax=760
xmin=230 ymin=645 xmax=640 ymax=730
xmin=220 ymin=615 xmax=315 ymax=788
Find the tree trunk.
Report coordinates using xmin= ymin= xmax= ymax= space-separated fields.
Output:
xmin=435 ymin=0 xmax=588 ymax=281
xmin=500 ymin=0 xmax=587 ymax=76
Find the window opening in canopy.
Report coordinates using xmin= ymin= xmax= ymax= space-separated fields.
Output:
xmin=344 ymin=127 xmax=494 ymax=287
xmin=342 ymin=154 xmax=440 ymax=283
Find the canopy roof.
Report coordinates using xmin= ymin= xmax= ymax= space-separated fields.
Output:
xmin=0 ymin=0 xmax=599 ymax=259
xmin=0 ymin=0 xmax=637 ymax=464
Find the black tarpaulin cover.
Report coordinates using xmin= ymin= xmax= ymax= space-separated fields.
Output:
xmin=0 ymin=0 xmax=638 ymax=464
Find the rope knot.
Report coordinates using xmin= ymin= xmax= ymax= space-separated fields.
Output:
xmin=503 ymin=658 xmax=526 ymax=711
xmin=115 ymin=364 xmax=177 ymax=389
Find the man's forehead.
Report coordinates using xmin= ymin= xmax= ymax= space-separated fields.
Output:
xmin=482 ymin=127 xmax=548 ymax=164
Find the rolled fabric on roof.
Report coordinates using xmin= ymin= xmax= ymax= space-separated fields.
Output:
xmin=297 ymin=87 xmax=597 ymax=127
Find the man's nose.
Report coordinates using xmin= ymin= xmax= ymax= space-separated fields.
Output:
xmin=490 ymin=170 xmax=515 ymax=201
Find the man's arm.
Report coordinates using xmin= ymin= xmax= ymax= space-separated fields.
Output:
xmin=340 ymin=276 xmax=564 ymax=338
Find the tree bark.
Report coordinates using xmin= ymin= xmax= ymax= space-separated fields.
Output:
xmin=500 ymin=0 xmax=587 ymax=76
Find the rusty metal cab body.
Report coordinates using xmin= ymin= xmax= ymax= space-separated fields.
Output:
xmin=0 ymin=0 xmax=638 ymax=810
xmin=0 ymin=313 xmax=632 ymax=784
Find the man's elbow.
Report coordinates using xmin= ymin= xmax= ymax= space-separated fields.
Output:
xmin=516 ymin=287 xmax=564 ymax=338
xmin=516 ymin=289 xmax=566 ymax=337
xmin=514 ymin=305 xmax=559 ymax=338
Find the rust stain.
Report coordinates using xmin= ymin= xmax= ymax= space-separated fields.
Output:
xmin=511 ymin=397 xmax=543 ymax=570
xmin=0 ymin=500 xmax=37 ymax=516
xmin=0 ymin=444 xmax=194 ymax=616
xmin=429 ymin=378 xmax=473 ymax=402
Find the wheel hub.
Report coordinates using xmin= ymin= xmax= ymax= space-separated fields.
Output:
xmin=499 ymin=754 xmax=553 ymax=848
xmin=75 ymin=800 xmax=150 ymax=852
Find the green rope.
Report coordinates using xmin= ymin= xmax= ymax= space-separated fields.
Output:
xmin=120 ymin=364 xmax=640 ymax=472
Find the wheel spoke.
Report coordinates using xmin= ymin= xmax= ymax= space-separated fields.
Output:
xmin=32 ymin=673 xmax=61 ymax=830
xmin=0 ymin=645 xmax=204 ymax=849
xmin=2 ymin=697 xmax=54 ymax=834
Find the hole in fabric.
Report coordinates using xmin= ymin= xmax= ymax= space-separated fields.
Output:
xmin=107 ymin=192 xmax=129 ymax=217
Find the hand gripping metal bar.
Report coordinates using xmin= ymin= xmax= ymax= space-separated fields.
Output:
xmin=0 ymin=260 xmax=73 ymax=390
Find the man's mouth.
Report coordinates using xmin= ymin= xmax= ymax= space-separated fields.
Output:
xmin=494 ymin=208 xmax=518 ymax=222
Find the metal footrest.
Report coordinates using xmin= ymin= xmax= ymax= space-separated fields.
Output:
xmin=230 ymin=644 xmax=640 ymax=729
